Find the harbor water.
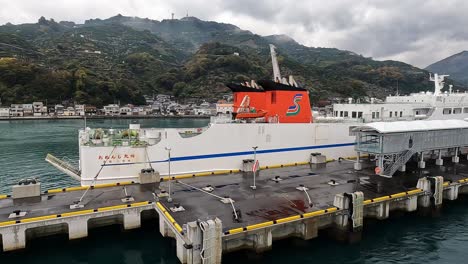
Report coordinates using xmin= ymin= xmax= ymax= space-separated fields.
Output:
xmin=1 ymin=119 xmax=467 ymax=264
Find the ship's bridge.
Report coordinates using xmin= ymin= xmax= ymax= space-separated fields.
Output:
xmin=353 ymin=120 xmax=468 ymax=177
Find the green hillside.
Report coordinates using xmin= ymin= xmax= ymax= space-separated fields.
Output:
xmin=0 ymin=15 xmax=463 ymax=106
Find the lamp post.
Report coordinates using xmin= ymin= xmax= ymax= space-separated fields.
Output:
xmin=251 ymin=146 xmax=258 ymax=190
xmin=165 ymin=147 xmax=173 ymax=202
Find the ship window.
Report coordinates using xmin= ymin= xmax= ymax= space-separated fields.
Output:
xmin=344 ymin=111 xmax=349 ymax=117
xmin=358 ymin=112 xmax=363 ymax=118
xmin=400 ymin=111 xmax=403 ymax=117
xmin=443 ymin=108 xmax=452 ymax=115
xmin=352 ymin=111 xmax=357 ymax=118
xmin=394 ymin=111 xmax=397 ymax=117
xmin=390 ymin=112 xmax=393 ymax=117
xmin=271 ymin=92 xmax=277 ymax=104
xmin=464 ymin=108 xmax=468 ymax=113
xmin=376 ymin=112 xmax=380 ymax=118
xmin=454 ymin=108 xmax=462 ymax=114
xmin=372 ymin=112 xmax=376 ymax=119
xmin=340 ymin=111 xmax=343 ymax=117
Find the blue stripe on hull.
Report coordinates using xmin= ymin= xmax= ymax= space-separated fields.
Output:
xmin=102 ymin=142 xmax=355 ymax=167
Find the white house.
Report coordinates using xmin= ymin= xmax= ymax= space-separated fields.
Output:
xmin=55 ymin=104 xmax=65 ymax=116
xmin=32 ymin=102 xmax=44 ymax=116
xmin=104 ymin=104 xmax=120 ymax=116
xmin=22 ymin=104 xmax=33 ymax=116
xmin=63 ymin=106 xmax=76 ymax=116
xmin=119 ymin=106 xmax=132 ymax=115
xmin=0 ymin=107 xmax=10 ymax=117
xmin=10 ymin=104 xmax=23 ymax=117
xmin=75 ymin=105 xmax=85 ymax=116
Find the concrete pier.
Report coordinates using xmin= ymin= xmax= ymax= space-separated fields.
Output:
xmin=3 ymin=157 xmax=468 ymax=263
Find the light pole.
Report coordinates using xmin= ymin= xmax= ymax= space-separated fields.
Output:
xmin=251 ymin=146 xmax=258 ymax=190
xmin=165 ymin=147 xmax=173 ymax=202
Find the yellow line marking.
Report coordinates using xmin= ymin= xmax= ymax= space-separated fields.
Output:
xmin=227 ymin=207 xmax=338 ymax=234
xmin=0 ymin=194 xmax=9 ymax=200
xmin=156 ymin=202 xmax=183 ymax=234
xmin=0 ymin=221 xmax=17 ymax=227
xmin=0 ymin=201 xmax=153 ymax=227
xmin=45 ymin=181 xmax=136 ymax=194
xmin=61 ymin=209 xmax=95 ymax=217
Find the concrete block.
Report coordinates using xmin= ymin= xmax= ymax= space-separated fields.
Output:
xmin=301 ymin=219 xmax=318 ymax=240
xmin=1 ymin=226 xmax=26 ymax=251
xmin=418 ymin=161 xmax=426 ymax=169
xmin=436 ymin=158 xmax=443 ymax=166
xmin=123 ymin=211 xmax=141 ymax=230
xmin=177 ymin=236 xmax=188 ymax=264
xmin=354 ymin=162 xmax=362 ymax=171
xmin=310 ymin=154 xmax=326 ymax=164
xmin=68 ymin=219 xmax=88 ymax=240
xmin=443 ymin=185 xmax=459 ymax=201
xmin=187 ymin=222 xmax=202 ymax=264
xmin=12 ymin=182 xmax=41 ymax=199
xmin=139 ymin=171 xmax=160 ymax=184
xmin=254 ymin=229 xmax=272 ymax=253
xmin=452 ymin=156 xmax=460 ymax=163
xmin=376 ymin=202 xmax=390 ymax=220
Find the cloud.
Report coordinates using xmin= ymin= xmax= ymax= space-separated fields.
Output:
xmin=0 ymin=0 xmax=466 ymax=67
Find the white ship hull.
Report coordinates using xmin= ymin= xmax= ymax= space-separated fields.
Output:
xmin=79 ymin=122 xmax=357 ymax=185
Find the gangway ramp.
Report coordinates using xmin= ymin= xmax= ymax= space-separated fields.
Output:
xmin=45 ymin=154 xmax=81 ymax=181
xmin=353 ymin=120 xmax=468 ymax=177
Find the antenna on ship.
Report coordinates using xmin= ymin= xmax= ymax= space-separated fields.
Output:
xmin=429 ymin=73 xmax=449 ymax=96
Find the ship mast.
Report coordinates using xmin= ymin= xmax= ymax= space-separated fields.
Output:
xmin=429 ymin=73 xmax=449 ymax=95
xmin=269 ymin=44 xmax=282 ymax=83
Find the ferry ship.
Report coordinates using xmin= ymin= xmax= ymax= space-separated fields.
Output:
xmin=46 ymin=45 xmax=468 ymax=185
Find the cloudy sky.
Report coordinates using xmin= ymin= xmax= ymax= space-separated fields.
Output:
xmin=1 ymin=0 xmax=467 ymax=68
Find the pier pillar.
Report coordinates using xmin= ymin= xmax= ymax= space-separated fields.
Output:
xmin=375 ymin=202 xmax=390 ymax=219
xmin=333 ymin=194 xmax=349 ymax=228
xmin=254 ymin=229 xmax=272 ymax=253
xmin=123 ymin=210 xmax=141 ymax=230
xmin=418 ymin=152 xmax=425 ymax=169
xmin=300 ymin=219 xmax=318 ymax=240
xmin=1 ymin=226 xmax=26 ymax=251
xmin=159 ymin=214 xmax=175 ymax=238
xmin=187 ymin=221 xmax=203 ymax=264
xmin=398 ymin=165 xmax=406 ymax=172
xmin=354 ymin=152 xmax=362 ymax=171
xmin=198 ymin=219 xmax=222 ymax=264
xmin=435 ymin=150 xmax=443 ymax=166
xmin=443 ymin=185 xmax=459 ymax=201
xmin=405 ymin=196 xmax=418 ymax=212
xmin=68 ymin=218 xmax=88 ymax=240
xmin=416 ymin=177 xmax=431 ymax=208
xmin=452 ymin=148 xmax=460 ymax=163
xmin=177 ymin=235 xmax=188 ymax=264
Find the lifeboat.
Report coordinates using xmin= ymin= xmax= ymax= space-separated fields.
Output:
xmin=236 ymin=109 xmax=267 ymax=119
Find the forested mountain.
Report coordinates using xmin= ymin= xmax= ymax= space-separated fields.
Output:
xmin=0 ymin=15 xmax=462 ymax=106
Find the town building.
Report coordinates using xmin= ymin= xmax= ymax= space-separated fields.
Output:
xmin=0 ymin=107 xmax=10 ymax=117
xmin=75 ymin=105 xmax=85 ymax=116
xmin=10 ymin=104 xmax=24 ymax=117
xmin=22 ymin=104 xmax=33 ymax=116
xmin=216 ymin=103 xmax=233 ymax=114
xmin=55 ymin=104 xmax=65 ymax=116
xmin=103 ymin=104 xmax=120 ymax=116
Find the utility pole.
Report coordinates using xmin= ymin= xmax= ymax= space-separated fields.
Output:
xmin=251 ymin=146 xmax=258 ymax=190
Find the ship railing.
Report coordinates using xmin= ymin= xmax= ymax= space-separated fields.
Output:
xmin=45 ymin=154 xmax=81 ymax=177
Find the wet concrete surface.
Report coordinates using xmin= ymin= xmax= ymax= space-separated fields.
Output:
xmin=159 ymin=156 xmax=468 ymax=232
xmin=2 ymin=156 xmax=468 ymax=232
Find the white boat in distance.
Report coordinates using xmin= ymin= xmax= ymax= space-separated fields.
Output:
xmin=47 ymin=45 xmax=468 ymax=186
